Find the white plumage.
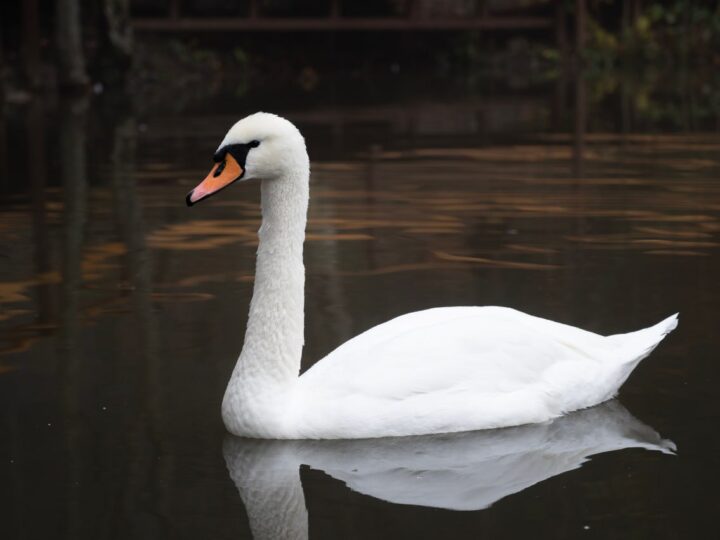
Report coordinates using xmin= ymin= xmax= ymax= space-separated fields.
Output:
xmin=188 ymin=112 xmax=678 ymax=440
xmin=295 ymin=307 xmax=677 ymax=439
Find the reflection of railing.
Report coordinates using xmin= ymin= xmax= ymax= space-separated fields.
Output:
xmin=133 ymin=0 xmax=558 ymax=33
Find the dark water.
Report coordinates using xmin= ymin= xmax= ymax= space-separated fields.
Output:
xmin=1 ymin=73 xmax=719 ymax=539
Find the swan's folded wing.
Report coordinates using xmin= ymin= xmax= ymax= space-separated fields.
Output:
xmin=295 ymin=307 xmax=614 ymax=437
xmin=302 ymin=306 xmax=607 ymax=397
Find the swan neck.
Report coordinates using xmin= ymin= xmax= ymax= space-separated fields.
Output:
xmin=246 ymin=175 xmax=308 ymax=380
xmin=223 ymin=164 xmax=309 ymax=437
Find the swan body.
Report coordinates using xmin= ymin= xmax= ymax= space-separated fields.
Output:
xmin=186 ymin=112 xmax=678 ymax=440
xmin=295 ymin=307 xmax=677 ymax=439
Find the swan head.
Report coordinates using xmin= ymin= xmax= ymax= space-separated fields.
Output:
xmin=186 ymin=112 xmax=307 ymax=206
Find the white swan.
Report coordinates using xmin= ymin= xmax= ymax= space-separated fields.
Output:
xmin=186 ymin=112 xmax=678 ymax=440
xmin=223 ymin=401 xmax=674 ymax=538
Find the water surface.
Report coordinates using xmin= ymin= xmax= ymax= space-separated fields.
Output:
xmin=1 ymin=76 xmax=719 ymax=538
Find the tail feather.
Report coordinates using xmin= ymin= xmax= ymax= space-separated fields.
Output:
xmin=607 ymin=313 xmax=678 ymax=361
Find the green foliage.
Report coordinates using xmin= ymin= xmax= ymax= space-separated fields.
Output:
xmin=583 ymin=64 xmax=720 ymax=131
xmin=577 ymin=2 xmax=720 ymax=131
xmin=585 ymin=1 xmax=720 ymax=67
xmin=584 ymin=16 xmax=621 ymax=68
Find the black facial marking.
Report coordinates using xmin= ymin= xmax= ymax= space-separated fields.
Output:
xmin=213 ymin=159 xmax=226 ymax=177
xmin=188 ymin=141 xmax=261 ymax=208
xmin=213 ymin=141 xmax=260 ymax=168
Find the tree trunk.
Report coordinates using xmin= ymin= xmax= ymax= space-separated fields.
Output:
xmin=23 ymin=0 xmax=42 ymax=87
xmin=97 ymin=0 xmax=133 ymax=87
xmin=56 ymin=0 xmax=90 ymax=88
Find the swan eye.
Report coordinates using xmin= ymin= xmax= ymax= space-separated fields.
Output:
xmin=249 ymin=140 xmax=260 ymax=148
xmin=213 ymin=159 xmax=227 ymax=177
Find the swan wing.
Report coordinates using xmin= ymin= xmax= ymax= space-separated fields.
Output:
xmin=305 ymin=306 xmax=596 ymax=392
xmin=295 ymin=308 xmax=589 ymax=437
xmin=295 ymin=307 xmax=677 ymax=438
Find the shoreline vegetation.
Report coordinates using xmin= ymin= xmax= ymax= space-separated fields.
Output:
xmin=0 ymin=2 xmax=717 ymax=131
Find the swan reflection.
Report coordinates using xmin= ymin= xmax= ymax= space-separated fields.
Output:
xmin=223 ymin=401 xmax=674 ymax=539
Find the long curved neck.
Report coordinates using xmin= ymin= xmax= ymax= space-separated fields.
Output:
xmin=248 ymin=174 xmax=308 ymax=377
xmin=223 ymin=163 xmax=309 ymax=436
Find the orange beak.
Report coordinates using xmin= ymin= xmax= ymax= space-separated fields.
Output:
xmin=186 ymin=153 xmax=244 ymax=206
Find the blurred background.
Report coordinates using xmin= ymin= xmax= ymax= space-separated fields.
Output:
xmin=1 ymin=1 xmax=719 ymax=539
